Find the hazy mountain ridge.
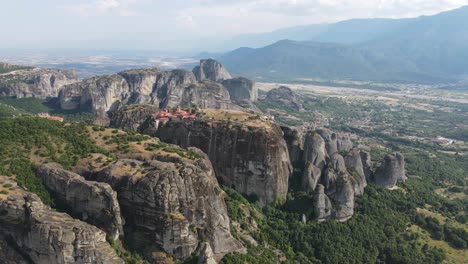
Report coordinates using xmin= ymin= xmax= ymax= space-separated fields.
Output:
xmin=220 ymin=6 xmax=468 ymax=83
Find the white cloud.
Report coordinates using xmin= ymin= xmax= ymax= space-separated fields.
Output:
xmin=64 ymin=0 xmax=138 ymax=17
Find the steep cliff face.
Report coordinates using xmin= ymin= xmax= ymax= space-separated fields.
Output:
xmin=222 ymin=77 xmax=257 ymax=104
xmin=282 ymin=127 xmax=369 ymax=221
xmin=281 ymin=126 xmax=303 ymax=165
xmin=345 ymin=148 xmax=367 ymax=194
xmin=193 ymin=59 xmax=232 ymax=82
xmin=37 ymin=163 xmax=124 ymax=240
xmin=303 ymin=132 xmax=327 ymax=170
xmin=59 ymin=74 xmax=131 ymax=115
xmin=302 ymin=162 xmax=322 ymax=193
xmin=58 ymin=62 xmax=240 ymax=115
xmin=373 ymin=152 xmax=406 ymax=188
xmin=316 ymin=128 xmax=353 ymax=156
xmin=118 ymin=68 xmax=161 ymax=104
xmin=110 ymin=104 xmax=160 ymax=131
xmin=0 ymin=176 xmax=124 ymax=264
xmin=173 ymin=80 xmax=233 ymax=109
xmin=90 ymin=149 xmax=244 ymax=260
xmin=155 ymin=69 xmax=198 ymax=108
xmin=154 ymin=110 xmax=292 ymax=205
xmin=0 ymin=67 xmax=78 ymax=98
xmin=262 ymin=86 xmax=303 ymax=111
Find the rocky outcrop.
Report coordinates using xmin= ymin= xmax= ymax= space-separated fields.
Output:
xmin=263 ymin=86 xmax=303 ymax=111
xmin=316 ymin=128 xmax=353 ymax=156
xmin=303 ymin=132 xmax=327 ymax=170
xmin=222 ymin=77 xmax=257 ymax=105
xmin=313 ymin=184 xmax=332 ymax=221
xmin=302 ymin=162 xmax=322 ymax=193
xmin=285 ymin=128 xmax=368 ymax=221
xmin=59 ymin=74 xmax=130 ymax=115
xmin=154 ymin=110 xmax=292 ymax=205
xmin=0 ymin=67 xmax=78 ymax=98
xmin=0 ymin=177 xmax=124 ymax=264
xmin=58 ymin=63 xmax=240 ymax=116
xmin=332 ymin=174 xmax=355 ymax=221
xmin=37 ymin=163 xmax=123 ymax=240
xmin=193 ymin=59 xmax=232 ymax=82
xmin=373 ymin=152 xmax=406 ymax=188
xmin=90 ymin=148 xmax=244 ymax=260
xmin=198 ymin=242 xmax=217 ymax=264
xmin=174 ymin=80 xmax=233 ymax=109
xmin=359 ymin=147 xmax=373 ymax=180
xmin=345 ymin=148 xmax=367 ymax=195
xmin=281 ymin=126 xmax=303 ymax=165
xmin=110 ymin=104 xmax=160 ymax=131
xmin=118 ymin=68 xmax=161 ymax=104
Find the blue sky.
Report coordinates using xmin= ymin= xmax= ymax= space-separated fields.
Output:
xmin=1 ymin=0 xmax=468 ymax=51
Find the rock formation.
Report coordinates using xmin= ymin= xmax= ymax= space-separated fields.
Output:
xmin=89 ymin=147 xmax=244 ymax=260
xmin=175 ymin=80 xmax=233 ymax=109
xmin=58 ymin=60 xmax=242 ymax=116
xmin=37 ymin=163 xmax=124 ymax=240
xmin=303 ymin=132 xmax=327 ymax=170
xmin=281 ymin=126 xmax=303 ymax=165
xmin=373 ymin=152 xmax=406 ymax=188
xmin=110 ymin=104 xmax=160 ymax=131
xmin=0 ymin=66 xmax=78 ymax=98
xmin=345 ymin=148 xmax=367 ymax=195
xmin=302 ymin=162 xmax=322 ymax=193
xmin=193 ymin=59 xmax=232 ymax=82
xmin=59 ymin=74 xmax=131 ymax=115
xmin=332 ymin=174 xmax=355 ymax=221
xmin=222 ymin=77 xmax=257 ymax=105
xmin=316 ymin=128 xmax=353 ymax=156
xmin=0 ymin=176 xmax=124 ymax=264
xmin=263 ymin=86 xmax=303 ymax=111
xmin=154 ymin=110 xmax=292 ymax=205
xmin=359 ymin=147 xmax=373 ymax=180
xmin=198 ymin=242 xmax=217 ymax=264
xmin=313 ymin=184 xmax=332 ymax=221
xmin=281 ymin=128 xmax=370 ymax=221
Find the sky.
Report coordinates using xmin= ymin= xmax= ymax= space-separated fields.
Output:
xmin=1 ymin=0 xmax=468 ymax=52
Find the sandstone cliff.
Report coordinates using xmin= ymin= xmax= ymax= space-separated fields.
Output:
xmin=222 ymin=77 xmax=257 ymax=105
xmin=110 ymin=104 xmax=160 ymax=131
xmin=262 ymin=86 xmax=303 ymax=111
xmin=90 ymin=150 xmax=244 ymax=260
xmin=281 ymin=126 xmax=303 ymax=165
xmin=0 ymin=66 xmax=78 ymax=98
xmin=58 ymin=60 xmax=241 ymax=116
xmin=373 ymin=152 xmax=406 ymax=188
xmin=37 ymin=163 xmax=124 ymax=240
xmin=153 ymin=109 xmax=292 ymax=205
xmin=281 ymin=127 xmax=368 ymax=221
xmin=0 ymin=176 xmax=124 ymax=264
xmin=193 ymin=59 xmax=232 ymax=82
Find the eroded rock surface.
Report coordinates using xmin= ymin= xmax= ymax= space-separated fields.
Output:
xmin=0 ymin=176 xmax=124 ymax=264
xmin=58 ymin=61 xmax=240 ymax=116
xmin=281 ymin=126 xmax=303 ymax=165
xmin=263 ymin=86 xmax=303 ymax=111
xmin=89 ymin=148 xmax=244 ymax=260
xmin=155 ymin=110 xmax=292 ymax=205
xmin=193 ymin=59 xmax=232 ymax=82
xmin=313 ymin=184 xmax=332 ymax=221
xmin=303 ymin=132 xmax=327 ymax=170
xmin=37 ymin=163 xmax=123 ymax=240
xmin=0 ymin=66 xmax=78 ymax=98
xmin=373 ymin=152 xmax=406 ymax=188
xmin=222 ymin=77 xmax=257 ymax=105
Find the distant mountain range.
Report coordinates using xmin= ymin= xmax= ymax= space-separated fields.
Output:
xmin=218 ymin=6 xmax=468 ymax=83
